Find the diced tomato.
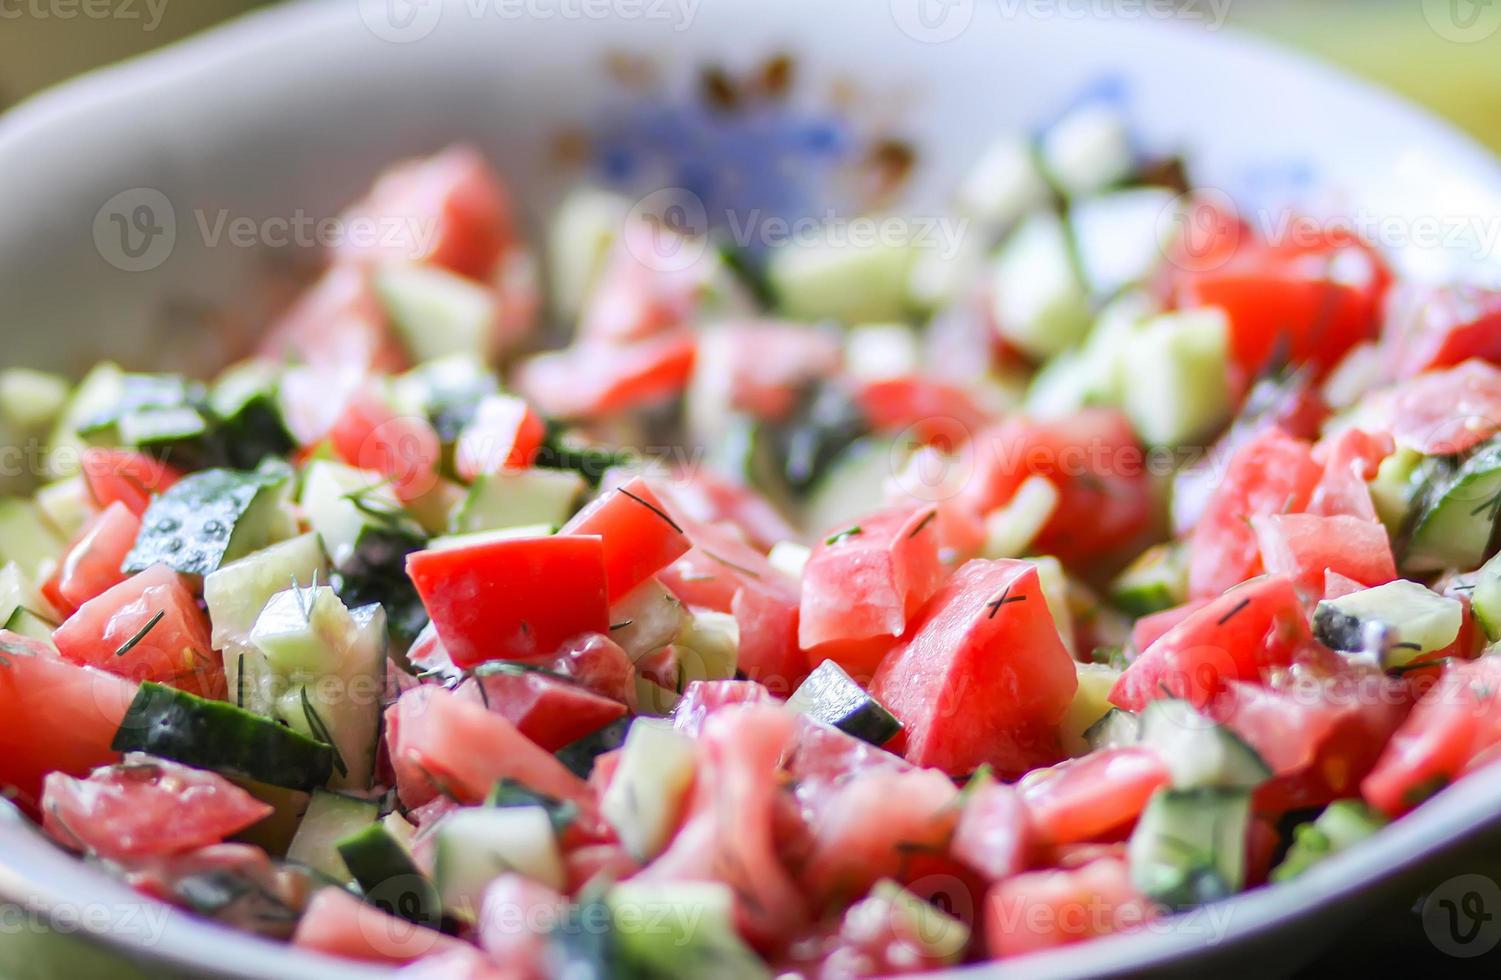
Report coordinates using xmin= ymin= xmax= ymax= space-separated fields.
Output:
xmin=959 ymin=410 xmax=1152 ymax=564
xmin=259 ymin=264 xmax=405 ymax=375
xmin=856 ymin=377 xmax=993 ymax=441
xmin=1308 ymin=427 xmax=1393 ymax=522
xmin=1187 ymin=429 xmax=1322 ymax=598
xmin=1251 ymin=513 xmax=1396 ymax=597
xmin=1357 ymin=359 xmax=1501 ymax=456
xmin=406 ymin=534 xmax=609 ymax=668
xmin=1244 ymin=816 xmax=1281 ymax=888
xmin=652 ymin=469 xmax=799 ymax=552
xmin=952 ymin=779 xmax=1034 ymax=883
xmin=1018 ymin=748 xmax=1171 ymax=846
xmin=1128 ymin=599 xmax=1211 ymax=655
xmin=41 ymin=755 xmax=271 ymax=861
xmin=57 ymin=502 xmax=141 ymax=609
xmin=984 ymin=857 xmax=1156 ymax=959
xmin=386 ymin=685 xmax=591 ymax=809
xmin=454 ymin=394 xmax=545 ymax=481
xmin=79 ymin=448 xmax=182 ymax=518
xmin=1110 ymin=575 xmax=1310 ymax=712
xmin=799 ymin=504 xmax=944 ymax=679
xmin=561 ymin=478 xmax=692 ymax=602
xmin=517 ymin=332 xmax=697 ymax=420
xmin=1322 ymin=569 xmax=1367 ymax=600
xmin=548 ymin=632 xmax=634 ymax=705
xmin=785 ymin=715 xmax=911 ymax=801
xmin=671 ymin=679 xmax=776 ymax=737
xmin=52 ymin=565 xmax=223 ymax=699
xmin=784 ymin=876 xmax=975 ymax=978
xmin=455 ymin=669 xmax=626 ymax=752
xmin=0 ymin=631 xmax=139 ymax=816
xmin=1382 ymin=284 xmax=1501 ymax=378
xmin=870 ymin=560 xmax=1077 ymax=778
xmin=476 ymin=874 xmax=565 ymax=977
xmin=293 ymin=886 xmax=463 ymax=965
xmin=1362 ymin=656 xmax=1501 ymax=817
xmin=696 ymin=321 xmax=843 ymax=423
xmin=632 ymin=704 xmax=809 ymax=950
xmin=396 ymin=949 xmax=515 ymax=980
xmin=337 ymin=145 xmax=514 ymax=281
xmin=579 ymin=219 xmax=719 ymax=344
xmin=328 ymin=383 xmax=442 ymax=502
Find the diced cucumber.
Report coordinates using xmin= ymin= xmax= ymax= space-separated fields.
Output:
xmin=844 ymin=323 xmax=919 ymax=382
xmin=251 ymin=586 xmax=354 ymax=676
xmin=555 ymin=717 xmax=632 ymax=779
xmin=1471 ymin=551 xmax=1501 ymax=642
xmin=449 ymin=469 xmax=585 ymax=535
xmin=433 ymin=805 xmax=565 ymax=920
xmin=800 ymin=438 xmax=894 ymax=543
xmin=767 ymin=541 xmax=811 ymax=579
xmin=0 ymin=368 xmax=69 ymax=432
xmin=116 ymin=404 xmax=218 ymax=471
xmin=955 ymin=135 xmax=1051 ymax=227
xmin=299 ymin=460 xmax=424 ymax=569
xmin=390 ymin=354 xmax=499 ymax=444
xmin=112 ymin=682 xmax=334 ymax=791
xmin=34 ymin=477 xmax=92 ymax=541
xmin=4 ymin=606 xmax=58 ymax=648
xmin=864 ymin=880 xmax=970 ymax=966
xmin=1321 ymin=341 xmax=1385 ymax=411
xmin=600 ymin=718 xmax=697 ymax=862
xmin=1369 ymin=447 xmax=1424 ymax=536
xmin=548 ymin=187 xmax=631 ymax=318
xmin=787 ymin=660 xmax=902 ymax=747
xmin=906 ymin=232 xmax=986 ymax=313
xmin=1029 ymin=555 xmax=1076 ymax=656
xmin=1312 ymin=579 xmax=1461 ymax=669
xmin=0 ymin=561 xmax=57 ymax=626
xmin=767 ymin=233 xmax=915 ymax=325
xmin=336 ymin=821 xmax=443 ymax=928
xmin=204 ymin=532 xmax=329 ymax=649
xmin=1128 ymin=787 xmax=1251 ymax=908
xmin=634 ymin=675 xmax=682 ymax=717
xmin=982 ymin=474 xmax=1059 ymax=559
xmin=375 ymin=264 xmax=496 ymax=363
xmin=285 ymin=790 xmax=380 ymax=884
xmin=46 ymin=362 xmax=124 ymax=478
xmin=208 ymin=360 xmax=297 ymax=469
xmin=0 ymin=497 xmax=65 ymax=581
xmin=608 ymin=578 xmax=686 ymax=663
xmin=990 ymin=211 xmax=1091 ymax=360
xmin=1110 ymin=542 xmax=1188 ymax=616
xmin=1039 ymin=102 xmax=1135 ymax=197
xmin=1403 ymin=442 xmax=1501 ymax=573
xmin=1084 ymin=707 xmax=1141 ymax=751
xmin=673 ymin=609 xmax=740 ymax=687
xmin=1068 ymin=188 xmax=1177 ymax=297
xmin=1061 ymin=662 xmax=1121 ymax=757
xmin=606 ymin=881 xmax=769 ymax=980
xmin=427 ymin=524 xmax=556 ymax=552
xmin=124 ymin=464 xmax=293 ymax=577
xmin=1120 ymin=308 xmax=1232 ymax=447
xmin=1270 ymin=800 xmax=1386 ymax=883
xmin=1023 ymin=349 xmax=1100 ymax=420
xmin=1139 ymin=699 xmax=1271 ymax=789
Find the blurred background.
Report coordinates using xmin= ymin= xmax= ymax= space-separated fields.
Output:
xmin=2 ymin=0 xmax=1499 ymax=152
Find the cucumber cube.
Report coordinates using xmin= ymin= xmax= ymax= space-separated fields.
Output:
xmin=601 ymin=719 xmax=697 ymax=862
xmin=1120 ymin=308 xmax=1232 ymax=446
xmin=990 ymin=211 xmax=1092 ymax=360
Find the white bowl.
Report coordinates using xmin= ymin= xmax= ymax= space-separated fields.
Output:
xmin=1 ymin=1 xmax=1500 ymax=975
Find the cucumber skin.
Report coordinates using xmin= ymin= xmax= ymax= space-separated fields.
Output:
xmin=786 ymin=660 xmax=902 ymax=746
xmin=335 ymin=823 xmax=444 ymax=929
xmin=112 ymin=682 xmax=333 ymax=792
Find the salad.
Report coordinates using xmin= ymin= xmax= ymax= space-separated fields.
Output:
xmin=3 ymin=99 xmax=1501 ymax=978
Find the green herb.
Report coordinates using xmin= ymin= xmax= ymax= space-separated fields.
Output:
xmin=299 ymin=687 xmax=348 ymax=778
xmin=617 ymin=487 xmax=683 ymax=534
xmin=825 ymin=525 xmax=863 ymax=546
xmin=114 ymin=610 xmax=166 ymax=658
xmin=235 ymin=651 xmax=246 ymax=709
xmin=1216 ymin=597 xmax=1251 ymax=626
xmin=907 ymin=510 xmax=938 ymax=539
xmin=986 ymin=586 xmax=1026 ymax=618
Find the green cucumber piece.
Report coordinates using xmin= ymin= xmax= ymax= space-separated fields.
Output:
xmin=786 ymin=660 xmax=902 ymax=746
xmin=607 ymin=578 xmax=687 ymax=664
xmin=1313 ymin=579 xmax=1462 ymax=669
xmin=982 ymin=474 xmax=1059 ymax=558
xmin=1068 ymin=187 xmax=1177 ymax=296
xmin=600 ymin=719 xmax=699 ymax=863
xmin=955 ymin=134 xmax=1051 ymax=226
xmin=1110 ymin=542 xmax=1188 ymax=616
xmin=0 ymin=561 xmax=57 ymax=626
xmin=607 ymin=880 xmax=769 ymax=980
xmin=124 ymin=464 xmax=292 ymax=577
xmin=547 ymin=187 xmax=630 ymax=318
xmin=866 ymin=880 xmax=969 ymax=966
xmin=336 ymin=821 xmax=443 ymax=928
xmin=1039 ymin=103 xmax=1135 ymax=197
xmin=673 ymin=609 xmax=740 ymax=687
xmin=1061 ymin=662 xmax=1122 ymax=757
xmin=111 ymin=682 xmax=334 ymax=791
xmin=555 ymin=717 xmax=632 ymax=780
xmin=433 ymin=805 xmax=566 ymax=920
xmin=204 ymin=532 xmax=329 ymax=649
xmin=1084 ymin=707 xmax=1141 ymax=751
xmin=375 ymin=264 xmax=496 ymax=363
xmin=0 ymin=368 xmax=69 ymax=432
xmin=208 ymin=360 xmax=297 ymax=469
xmin=391 ymin=354 xmax=499 ymax=445
xmin=802 ymin=438 xmax=896 ymax=544
xmin=4 ymin=606 xmax=58 ymax=648
xmin=1139 ymin=698 xmax=1271 ymax=789
xmin=1370 ymin=447 xmax=1423 ymax=536
xmin=990 ymin=210 xmax=1092 ymax=360
xmin=46 ymin=363 xmax=124 ymax=477
xmin=1270 ymin=800 xmax=1387 ymax=882
xmin=767 ymin=233 xmax=915 ymax=326
xmin=1471 ymin=550 xmax=1501 ymax=642
xmin=34 ymin=477 xmax=92 ymax=541
xmin=285 ymin=790 xmax=380 ymax=884
xmin=449 ymin=469 xmax=584 ymax=535
xmin=299 ymin=461 xmax=423 ymax=568
xmin=1403 ymin=442 xmax=1501 ymax=573
xmin=1128 ymin=787 xmax=1252 ymax=909
xmin=1120 ymin=309 xmax=1232 ymax=447
xmin=0 ymin=497 xmax=65 ymax=580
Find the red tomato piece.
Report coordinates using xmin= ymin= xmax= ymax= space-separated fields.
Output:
xmin=1128 ymin=599 xmax=1211 ymax=655
xmin=548 ymin=632 xmax=634 ymax=705
xmin=985 ymin=857 xmax=1156 ymax=959
xmin=1308 ymin=427 xmax=1393 ymax=522
xmin=454 ymin=394 xmax=545 ymax=481
xmin=0 ymin=631 xmax=139 ymax=816
xmin=1018 ymin=747 xmax=1171 ymax=846
xmin=561 ymin=477 xmax=692 ymax=602
xmin=951 ymin=779 xmax=1035 ymax=884
xmin=517 ymin=332 xmax=697 ymax=420
xmin=959 ymin=410 xmax=1152 ymax=564
xmin=856 ymin=377 xmax=993 ymax=440
xmin=337 ymin=145 xmax=514 ymax=281
xmin=1187 ymin=429 xmax=1322 ymax=599
xmin=1110 ymin=575 xmax=1310 ymax=713
xmin=870 ymin=560 xmax=1077 ymax=778
xmin=799 ymin=504 xmax=944 ymax=679
xmin=259 ymin=265 xmax=406 ymax=376
xmin=1362 ymin=656 xmax=1501 ymax=817
xmin=79 ymin=448 xmax=182 ymax=518
xmin=1251 ymin=513 xmax=1396 ymax=597
xmin=386 ymin=685 xmax=591 ymax=809
xmin=329 ymin=384 xmax=442 ymax=502
xmin=653 ymin=469 xmax=799 ymax=553
xmin=57 ymin=501 xmax=141 ymax=610
xmin=698 ymin=320 xmax=843 ymax=423
xmin=1360 ymin=359 xmax=1501 ymax=456
xmin=293 ymin=886 xmax=463 ymax=965
xmin=52 ymin=565 xmax=223 ymax=699
xmin=579 ymin=220 xmax=720 ymax=344
xmin=476 ymin=874 xmax=566 ymax=975
xmin=454 ymin=670 xmax=626 ymax=752
xmin=42 ymin=755 xmax=271 ymax=861
xmin=671 ymin=679 xmax=776 ymax=737
xmin=1382 ymin=283 xmax=1501 ymax=378
xmin=406 ymin=534 xmax=609 ymax=668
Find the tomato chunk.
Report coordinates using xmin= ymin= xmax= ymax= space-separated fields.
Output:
xmin=259 ymin=265 xmax=405 ymax=376
xmin=454 ymin=394 xmax=546 ymax=481
xmin=1359 ymin=359 xmax=1501 ymax=456
xmin=1382 ymin=283 xmax=1501 ymax=378
xmin=42 ymin=755 xmax=271 ymax=861
xmin=517 ymin=332 xmax=697 ymax=420
xmin=1018 ymin=747 xmax=1171 ymax=846
xmin=561 ymin=477 xmax=692 ymax=602
xmin=293 ymin=886 xmax=463 ymax=965
xmin=57 ymin=501 xmax=141 ymax=610
xmin=455 ymin=669 xmax=626 ymax=752
xmin=951 ymin=778 xmax=1034 ymax=883
xmin=407 ymin=534 xmax=609 ymax=668
xmin=1251 ymin=513 xmax=1396 ymax=597
xmin=329 ymin=384 xmax=442 ymax=503
xmin=870 ymin=560 xmax=1077 ymax=778
xmin=985 ymin=857 xmax=1156 ymax=959
xmin=79 ymin=448 xmax=182 ymax=518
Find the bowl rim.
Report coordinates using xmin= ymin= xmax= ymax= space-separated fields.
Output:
xmin=3 ymin=2 xmax=1501 ymax=977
